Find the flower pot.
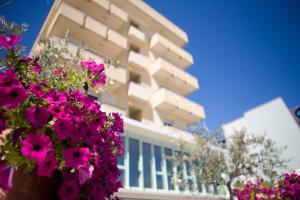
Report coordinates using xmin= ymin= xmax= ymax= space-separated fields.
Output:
xmin=4 ymin=167 xmax=62 ymax=200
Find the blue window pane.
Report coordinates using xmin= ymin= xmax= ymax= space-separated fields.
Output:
xmin=165 ymin=148 xmax=174 ymax=190
xmin=177 ymin=164 xmax=185 ymax=191
xmin=129 ymin=138 xmax=139 ymax=187
xmin=156 ymin=175 xmax=163 ymax=189
xmin=117 ymin=137 xmax=125 ymax=165
xmin=143 ymin=142 xmax=152 ymax=188
xmin=154 ymin=145 xmax=162 ymax=171
xmin=197 ymin=179 xmax=203 ymax=192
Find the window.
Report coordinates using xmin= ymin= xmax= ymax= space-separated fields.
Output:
xmin=129 ymin=71 xmax=141 ymax=84
xmin=129 ymin=138 xmax=139 ymax=187
xmin=130 ymin=44 xmax=140 ymax=53
xmin=185 ymin=159 xmax=195 ymax=192
xmin=130 ymin=20 xmax=139 ymax=29
xmin=154 ymin=145 xmax=163 ymax=189
xmin=143 ymin=142 xmax=152 ymax=188
xmin=129 ymin=106 xmax=142 ymax=121
xmin=117 ymin=137 xmax=125 ymax=184
xmin=165 ymin=148 xmax=174 ymax=190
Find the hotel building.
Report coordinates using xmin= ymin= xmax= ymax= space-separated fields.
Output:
xmin=33 ymin=0 xmax=226 ymax=199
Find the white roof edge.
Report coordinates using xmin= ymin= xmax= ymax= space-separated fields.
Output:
xmin=124 ymin=117 xmax=196 ymax=145
xmin=128 ymin=0 xmax=188 ymax=44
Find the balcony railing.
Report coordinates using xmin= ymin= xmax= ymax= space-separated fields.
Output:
xmin=150 ymin=58 xmax=199 ymax=95
xmin=128 ymin=81 xmax=149 ymax=103
xmin=150 ymin=33 xmax=193 ymax=69
xmin=65 ymin=0 xmax=128 ymax=30
xmin=128 ymin=51 xmax=149 ymax=71
xmin=128 ymin=25 xmax=146 ymax=44
xmin=152 ymin=88 xmax=205 ymax=124
xmin=51 ymin=2 xmax=128 ymax=57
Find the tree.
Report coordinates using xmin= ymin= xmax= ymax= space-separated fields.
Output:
xmin=173 ymin=123 xmax=289 ymax=200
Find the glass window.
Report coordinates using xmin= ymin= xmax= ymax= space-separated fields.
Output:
xmin=143 ymin=142 xmax=152 ymax=188
xmin=154 ymin=146 xmax=162 ymax=171
xmin=129 ymin=138 xmax=139 ymax=187
xmin=165 ymin=148 xmax=174 ymax=190
xmin=117 ymin=137 xmax=125 ymax=165
xmin=156 ymin=175 xmax=163 ymax=189
xmin=120 ymin=169 xmax=125 ymax=184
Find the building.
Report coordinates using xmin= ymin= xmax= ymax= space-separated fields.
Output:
xmin=222 ymin=97 xmax=300 ymax=171
xmin=32 ymin=0 xmax=228 ymax=199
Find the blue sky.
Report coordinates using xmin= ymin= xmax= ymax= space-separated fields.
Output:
xmin=1 ymin=0 xmax=300 ymax=129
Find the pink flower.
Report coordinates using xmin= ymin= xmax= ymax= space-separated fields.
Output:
xmin=80 ymin=61 xmax=104 ymax=74
xmin=91 ymin=73 xmax=106 ymax=86
xmin=0 ymin=111 xmax=5 ymax=133
xmin=0 ymin=69 xmax=28 ymax=109
xmin=111 ymin=112 xmax=124 ymax=133
xmin=25 ymin=105 xmax=50 ymax=128
xmin=48 ymin=104 xmax=65 ymax=118
xmin=21 ymin=133 xmax=53 ymax=162
xmin=53 ymin=118 xmax=73 ymax=140
xmin=0 ymin=161 xmax=14 ymax=191
xmin=58 ymin=180 xmax=79 ymax=200
xmin=78 ymin=165 xmax=94 ymax=185
xmin=89 ymin=183 xmax=106 ymax=200
xmin=0 ymin=84 xmax=28 ymax=109
xmin=0 ymin=68 xmax=18 ymax=87
xmin=81 ymin=123 xmax=99 ymax=145
xmin=32 ymin=63 xmax=42 ymax=74
xmin=63 ymin=147 xmax=90 ymax=168
xmin=29 ymin=83 xmax=45 ymax=98
xmin=44 ymin=89 xmax=68 ymax=104
xmin=0 ymin=34 xmax=21 ymax=49
xmin=37 ymin=151 xmax=58 ymax=177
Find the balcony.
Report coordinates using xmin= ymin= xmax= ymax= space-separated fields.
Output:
xmin=51 ymin=2 xmax=128 ymax=58
xmin=100 ymin=103 xmax=126 ymax=116
xmin=128 ymin=51 xmax=149 ymax=71
xmin=128 ymin=81 xmax=149 ymax=103
xmin=128 ymin=25 xmax=146 ymax=44
xmin=150 ymin=33 xmax=193 ymax=69
xmin=152 ymin=88 xmax=205 ymax=124
xmin=150 ymin=58 xmax=199 ymax=95
xmin=65 ymin=0 xmax=128 ymax=30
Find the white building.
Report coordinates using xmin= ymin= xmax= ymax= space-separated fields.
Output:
xmin=222 ymin=97 xmax=300 ymax=170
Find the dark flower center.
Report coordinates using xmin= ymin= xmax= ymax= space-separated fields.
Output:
xmin=66 ymin=187 xmax=73 ymax=194
xmin=33 ymin=145 xmax=41 ymax=151
xmin=54 ymin=108 xmax=60 ymax=113
xmin=86 ymin=131 xmax=91 ymax=137
xmin=73 ymin=151 xmax=80 ymax=158
xmin=45 ymin=160 xmax=52 ymax=167
xmin=11 ymin=90 xmax=18 ymax=98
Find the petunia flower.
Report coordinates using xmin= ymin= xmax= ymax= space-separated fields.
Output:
xmin=47 ymin=104 xmax=65 ymax=118
xmin=0 ymin=85 xmax=28 ymax=109
xmin=0 ymin=34 xmax=21 ymax=49
xmin=81 ymin=123 xmax=99 ymax=146
xmin=0 ymin=68 xmax=18 ymax=87
xmin=25 ymin=105 xmax=50 ymax=128
xmin=53 ymin=118 xmax=73 ymax=140
xmin=32 ymin=62 xmax=42 ymax=74
xmin=37 ymin=151 xmax=58 ymax=177
xmin=78 ymin=165 xmax=94 ymax=185
xmin=63 ymin=147 xmax=90 ymax=168
xmin=29 ymin=83 xmax=45 ymax=98
xmin=89 ymin=183 xmax=106 ymax=200
xmin=111 ymin=112 xmax=124 ymax=133
xmin=91 ymin=73 xmax=106 ymax=86
xmin=58 ymin=179 xmax=79 ymax=200
xmin=44 ymin=89 xmax=68 ymax=104
xmin=21 ymin=133 xmax=53 ymax=162
xmin=0 ymin=161 xmax=14 ymax=191
xmin=80 ymin=61 xmax=104 ymax=74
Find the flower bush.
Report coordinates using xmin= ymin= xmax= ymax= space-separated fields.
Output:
xmin=0 ymin=34 xmax=124 ymax=200
xmin=234 ymin=173 xmax=300 ymax=200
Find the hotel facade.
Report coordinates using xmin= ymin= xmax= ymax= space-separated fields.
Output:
xmin=33 ymin=0 xmax=227 ymax=199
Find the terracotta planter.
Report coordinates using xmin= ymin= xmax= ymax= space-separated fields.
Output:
xmin=3 ymin=167 xmax=62 ymax=200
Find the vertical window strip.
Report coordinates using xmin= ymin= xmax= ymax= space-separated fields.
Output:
xmin=142 ymin=142 xmax=152 ymax=189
